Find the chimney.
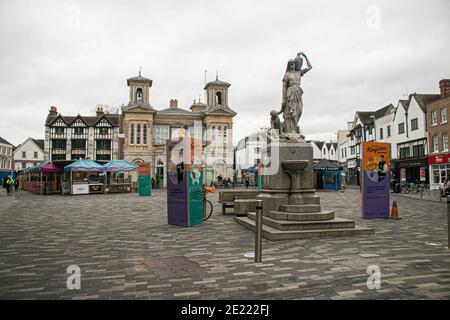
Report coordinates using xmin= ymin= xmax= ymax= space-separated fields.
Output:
xmin=439 ymin=79 xmax=450 ymax=99
xmin=96 ymin=106 xmax=105 ymax=116
xmin=347 ymin=121 xmax=354 ymax=131
xmin=170 ymin=99 xmax=178 ymax=108
xmin=49 ymin=106 xmax=58 ymax=117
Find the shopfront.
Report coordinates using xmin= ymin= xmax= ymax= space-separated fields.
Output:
xmin=428 ymin=153 xmax=450 ymax=189
xmin=347 ymin=159 xmax=359 ymax=185
xmin=397 ymin=157 xmax=429 ymax=185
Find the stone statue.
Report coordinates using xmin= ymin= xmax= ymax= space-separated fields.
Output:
xmin=275 ymin=52 xmax=312 ymax=137
xmin=270 ymin=110 xmax=281 ymax=131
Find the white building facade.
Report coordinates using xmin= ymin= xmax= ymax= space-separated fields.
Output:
xmin=13 ymin=138 xmax=45 ymax=171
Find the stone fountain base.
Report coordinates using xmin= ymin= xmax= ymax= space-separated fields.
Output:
xmin=234 ymin=140 xmax=374 ymax=241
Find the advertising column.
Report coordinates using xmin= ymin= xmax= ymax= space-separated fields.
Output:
xmin=138 ymin=162 xmax=152 ymax=196
xmin=361 ymin=142 xmax=391 ymax=219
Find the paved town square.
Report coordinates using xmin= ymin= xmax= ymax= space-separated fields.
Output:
xmin=0 ymin=188 xmax=449 ymax=300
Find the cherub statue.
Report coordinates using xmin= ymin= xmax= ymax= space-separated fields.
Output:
xmin=270 ymin=110 xmax=281 ymax=131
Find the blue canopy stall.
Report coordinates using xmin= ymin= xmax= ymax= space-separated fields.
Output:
xmin=64 ymin=159 xmax=105 ymax=195
xmin=102 ymin=160 xmax=137 ymax=193
xmin=313 ymin=159 xmax=342 ymax=190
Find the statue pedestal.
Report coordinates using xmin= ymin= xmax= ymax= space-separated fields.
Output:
xmin=258 ymin=140 xmax=319 ymax=216
xmin=236 ymin=139 xmax=374 ymax=241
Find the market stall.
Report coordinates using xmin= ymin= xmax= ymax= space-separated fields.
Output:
xmin=102 ymin=160 xmax=137 ymax=193
xmin=22 ymin=162 xmax=48 ymax=194
xmin=40 ymin=162 xmax=64 ymax=194
xmin=313 ymin=159 xmax=342 ymax=190
xmin=64 ymin=159 xmax=105 ymax=195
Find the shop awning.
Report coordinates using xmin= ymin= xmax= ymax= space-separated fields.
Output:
xmin=64 ymin=159 xmax=104 ymax=172
xmin=313 ymin=159 xmax=342 ymax=171
xmin=40 ymin=162 xmax=64 ymax=173
xmin=102 ymin=160 xmax=138 ymax=172
xmin=24 ymin=162 xmax=49 ymax=173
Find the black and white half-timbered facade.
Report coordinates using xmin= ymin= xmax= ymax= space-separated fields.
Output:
xmin=44 ymin=106 xmax=120 ymax=163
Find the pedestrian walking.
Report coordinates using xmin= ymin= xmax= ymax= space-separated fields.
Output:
xmin=14 ymin=178 xmax=19 ymax=191
xmin=5 ymin=176 xmax=14 ymax=197
xmin=245 ymin=174 xmax=250 ymax=189
xmin=2 ymin=176 xmax=7 ymax=195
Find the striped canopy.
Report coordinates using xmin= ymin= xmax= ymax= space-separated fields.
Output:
xmin=64 ymin=159 xmax=104 ymax=172
xmin=102 ymin=160 xmax=137 ymax=172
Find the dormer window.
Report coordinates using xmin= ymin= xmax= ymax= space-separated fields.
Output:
xmin=136 ymin=88 xmax=143 ymax=102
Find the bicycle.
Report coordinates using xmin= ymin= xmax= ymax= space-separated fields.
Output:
xmin=203 ymin=186 xmax=215 ymax=221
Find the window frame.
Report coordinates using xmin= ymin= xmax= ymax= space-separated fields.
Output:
xmin=410 ymin=118 xmax=419 ymax=131
xmin=398 ymin=122 xmax=405 ymax=134
xmin=441 ymin=108 xmax=448 ymax=124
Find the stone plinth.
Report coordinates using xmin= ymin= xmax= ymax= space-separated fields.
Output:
xmin=234 ymin=199 xmax=256 ymax=217
xmin=236 ymin=139 xmax=375 ymax=241
xmin=258 ymin=141 xmax=316 ymax=215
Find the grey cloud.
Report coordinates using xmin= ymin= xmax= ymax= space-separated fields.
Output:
xmin=0 ymin=0 xmax=449 ymax=146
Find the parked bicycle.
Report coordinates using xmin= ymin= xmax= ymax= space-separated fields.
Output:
xmin=202 ymin=185 xmax=215 ymax=221
xmin=400 ymin=182 xmax=429 ymax=195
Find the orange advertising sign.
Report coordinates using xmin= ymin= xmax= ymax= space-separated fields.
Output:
xmin=138 ymin=162 xmax=151 ymax=176
xmin=363 ymin=142 xmax=390 ymax=173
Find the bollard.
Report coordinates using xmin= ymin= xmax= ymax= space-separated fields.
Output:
xmin=447 ymin=196 xmax=450 ymax=249
xmin=255 ymin=199 xmax=263 ymax=262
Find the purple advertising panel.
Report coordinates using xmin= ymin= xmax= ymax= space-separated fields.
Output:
xmin=361 ymin=141 xmax=391 ymax=219
xmin=167 ymin=170 xmax=189 ymax=227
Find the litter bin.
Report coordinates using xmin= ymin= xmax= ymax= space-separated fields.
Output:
xmin=394 ymin=183 xmax=401 ymax=194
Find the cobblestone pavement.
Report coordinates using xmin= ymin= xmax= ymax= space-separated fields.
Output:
xmin=0 ymin=187 xmax=449 ymax=300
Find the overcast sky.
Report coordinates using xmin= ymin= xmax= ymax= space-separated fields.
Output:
xmin=0 ymin=0 xmax=449 ymax=147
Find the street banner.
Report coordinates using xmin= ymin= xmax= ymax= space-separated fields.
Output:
xmin=138 ymin=162 xmax=151 ymax=196
xmin=361 ymin=142 xmax=391 ymax=219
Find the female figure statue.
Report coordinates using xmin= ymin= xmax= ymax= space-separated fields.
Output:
xmin=278 ymin=52 xmax=312 ymax=134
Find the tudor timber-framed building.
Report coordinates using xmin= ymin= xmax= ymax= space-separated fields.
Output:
xmin=44 ymin=106 xmax=120 ymax=163
xmin=121 ymin=72 xmax=236 ymax=188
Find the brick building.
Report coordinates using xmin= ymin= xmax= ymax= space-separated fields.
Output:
xmin=427 ymin=79 xmax=450 ymax=189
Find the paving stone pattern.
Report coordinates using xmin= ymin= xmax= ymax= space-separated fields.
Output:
xmin=0 ymin=187 xmax=449 ymax=300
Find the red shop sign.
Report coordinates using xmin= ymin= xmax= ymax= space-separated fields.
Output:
xmin=428 ymin=154 xmax=450 ymax=165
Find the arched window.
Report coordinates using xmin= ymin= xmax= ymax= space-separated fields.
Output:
xmin=143 ymin=124 xmax=148 ymax=145
xmin=130 ymin=124 xmax=135 ymax=144
xmin=136 ymin=124 xmax=141 ymax=144
xmin=223 ymin=126 xmax=227 ymax=144
xmin=136 ymin=88 xmax=143 ymax=102
xmin=215 ymin=91 xmax=222 ymax=105
xmin=132 ymin=158 xmax=144 ymax=165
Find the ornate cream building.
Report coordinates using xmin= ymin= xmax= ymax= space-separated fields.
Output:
xmin=121 ymin=72 xmax=236 ymax=187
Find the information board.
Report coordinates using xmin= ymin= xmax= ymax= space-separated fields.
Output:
xmin=138 ymin=162 xmax=152 ymax=196
xmin=361 ymin=141 xmax=391 ymax=219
